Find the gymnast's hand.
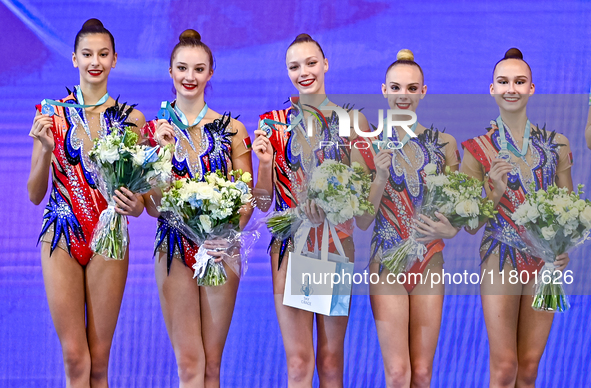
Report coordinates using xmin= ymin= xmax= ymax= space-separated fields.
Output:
xmin=489 ymin=158 xmax=513 ymax=197
xmin=30 ymin=114 xmax=55 ymax=152
xmin=374 ymin=149 xmax=394 ymax=184
xmin=302 ymin=199 xmax=326 ymax=225
xmin=554 ymin=253 xmax=569 ymax=272
xmin=414 ymin=212 xmax=460 ymax=243
xmin=203 ymin=238 xmax=232 ymax=263
xmin=114 ymin=187 xmax=144 ymax=217
xmin=252 ymin=129 xmax=273 ymax=164
xmin=155 ymin=119 xmax=176 ymax=146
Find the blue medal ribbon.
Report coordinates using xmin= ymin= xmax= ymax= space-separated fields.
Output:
xmin=41 ymin=86 xmax=109 ymax=116
xmin=259 ymin=97 xmax=330 ymax=138
xmin=394 ymin=121 xmax=419 ymax=146
xmin=259 ymin=118 xmax=288 ymax=137
xmin=496 ymin=115 xmax=530 ymax=158
xmin=157 ymin=101 xmax=208 ymax=130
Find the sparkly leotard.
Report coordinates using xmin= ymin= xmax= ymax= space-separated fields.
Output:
xmin=261 ymin=100 xmax=356 ymax=270
xmin=354 ymin=127 xmax=459 ymax=292
xmin=36 ymin=86 xmax=138 ymax=265
xmin=461 ymin=121 xmax=573 ymax=274
xmin=151 ymin=102 xmax=250 ymax=273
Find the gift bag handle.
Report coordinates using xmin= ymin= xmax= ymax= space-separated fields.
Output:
xmin=320 ymin=221 xmax=347 ymax=261
xmin=293 ymin=221 xmax=346 ymax=261
xmin=294 ymin=225 xmax=313 ymax=255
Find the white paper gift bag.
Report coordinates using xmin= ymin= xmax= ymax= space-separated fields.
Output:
xmin=283 ymin=221 xmax=353 ymax=316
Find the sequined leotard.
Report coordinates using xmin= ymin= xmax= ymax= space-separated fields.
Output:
xmin=36 ymin=86 xmax=138 ymax=265
xmin=462 ymin=121 xmax=572 ymax=274
xmin=151 ymin=102 xmax=250 ymax=273
xmin=461 ymin=121 xmax=573 ymax=275
xmin=260 ymin=100 xmax=356 ymax=270
xmin=353 ymin=127 xmax=459 ymax=292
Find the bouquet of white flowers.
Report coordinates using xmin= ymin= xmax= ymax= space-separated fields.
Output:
xmin=266 ymin=160 xmax=373 ymax=237
xmin=89 ymin=128 xmax=173 ymax=260
xmin=159 ymin=170 xmax=253 ymax=286
xmin=495 ymin=183 xmax=591 ymax=312
xmin=382 ymin=164 xmax=496 ymax=274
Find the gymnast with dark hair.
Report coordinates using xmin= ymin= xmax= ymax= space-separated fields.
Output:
xmin=461 ymin=48 xmax=572 ymax=388
xmin=144 ymin=29 xmax=253 ymax=388
xmin=27 ymin=18 xmax=146 ymax=387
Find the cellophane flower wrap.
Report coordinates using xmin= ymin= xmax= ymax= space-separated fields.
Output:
xmin=158 ymin=170 xmax=253 ymax=286
xmin=88 ymin=128 xmax=173 ymax=260
xmin=266 ymin=160 xmax=373 ymax=238
xmin=382 ymin=164 xmax=496 ymax=274
xmin=494 ymin=183 xmax=591 ymax=312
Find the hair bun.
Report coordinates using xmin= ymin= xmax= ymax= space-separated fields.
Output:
xmin=504 ymin=48 xmax=523 ymax=60
xmin=396 ymin=49 xmax=414 ymax=62
xmin=295 ymin=33 xmax=313 ymax=41
xmin=82 ymin=18 xmax=104 ymax=30
xmin=180 ymin=29 xmax=201 ymax=42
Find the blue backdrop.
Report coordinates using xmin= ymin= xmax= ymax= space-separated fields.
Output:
xmin=1 ymin=0 xmax=590 ymax=386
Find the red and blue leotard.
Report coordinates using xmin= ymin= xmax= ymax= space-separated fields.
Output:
xmin=149 ymin=103 xmax=250 ymax=273
xmin=261 ymin=100 xmax=355 ymax=270
xmin=461 ymin=121 xmax=573 ymax=275
xmin=36 ymin=86 xmax=138 ymax=265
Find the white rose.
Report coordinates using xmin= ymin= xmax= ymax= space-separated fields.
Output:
xmin=455 ymin=200 xmax=479 ymax=218
xmin=195 ymin=184 xmax=215 ymax=199
xmin=205 ymin=175 xmax=217 ymax=185
xmin=241 ymin=193 xmax=252 ymax=204
xmin=468 ymin=217 xmax=479 ymax=230
xmin=557 ymin=211 xmax=570 ymax=226
xmin=512 ymin=203 xmax=528 ymax=218
xmin=132 ymin=148 xmax=146 ymax=166
xmin=579 ymin=206 xmax=591 ymax=229
xmin=339 ymin=207 xmax=354 ymax=221
xmin=567 ymin=208 xmax=580 ymax=222
xmin=541 ymin=226 xmax=557 ymax=240
xmin=468 ymin=200 xmax=480 ymax=216
xmin=160 ymin=147 xmax=173 ymax=162
xmin=312 ymin=177 xmax=328 ymax=192
xmin=526 ymin=206 xmax=540 ymax=223
xmin=426 ymin=174 xmax=449 ymax=188
xmin=101 ymin=148 xmax=120 ymax=164
xmin=424 ymin=163 xmax=437 ymax=175
xmin=199 ymin=215 xmax=212 ymax=233
xmin=211 ymin=190 xmax=223 ymax=202
xmin=215 ymin=176 xmax=226 ymax=186
xmin=154 ymin=159 xmax=172 ymax=175
xmin=574 ymin=199 xmax=586 ymax=211
xmin=552 ymin=196 xmax=569 ymax=210
xmin=563 ymin=222 xmax=577 ymax=237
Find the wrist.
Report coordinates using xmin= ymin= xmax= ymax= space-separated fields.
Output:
xmin=41 ymin=144 xmax=54 ymax=154
xmin=491 ymin=189 xmax=504 ymax=203
xmin=258 ymin=160 xmax=273 ymax=169
xmin=373 ymin=175 xmax=389 ymax=186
